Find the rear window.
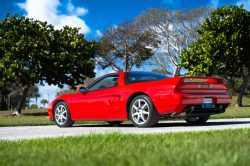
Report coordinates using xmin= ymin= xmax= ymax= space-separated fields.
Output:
xmin=125 ymin=72 xmax=169 ymax=84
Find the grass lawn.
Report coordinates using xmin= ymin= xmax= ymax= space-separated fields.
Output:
xmin=0 ymin=128 xmax=250 ymax=166
xmin=0 ymin=95 xmax=250 ymax=127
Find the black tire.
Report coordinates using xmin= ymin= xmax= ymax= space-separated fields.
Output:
xmin=53 ymin=101 xmax=75 ymax=127
xmin=129 ymin=95 xmax=160 ymax=128
xmin=185 ymin=116 xmax=210 ymax=125
xmin=108 ymin=121 xmax=123 ymax=127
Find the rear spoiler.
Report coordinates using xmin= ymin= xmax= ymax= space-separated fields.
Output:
xmin=175 ymin=77 xmax=227 ymax=92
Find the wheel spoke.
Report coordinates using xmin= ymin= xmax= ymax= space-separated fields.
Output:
xmin=141 ymin=115 xmax=146 ymax=122
xmin=138 ymin=100 xmax=141 ymax=107
xmin=133 ymin=105 xmax=138 ymax=111
xmin=142 ymin=103 xmax=148 ymax=109
xmin=137 ymin=115 xmax=141 ymax=123
xmin=132 ymin=112 xmax=139 ymax=116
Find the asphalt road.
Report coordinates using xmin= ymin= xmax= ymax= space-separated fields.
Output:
xmin=1 ymin=118 xmax=250 ymax=140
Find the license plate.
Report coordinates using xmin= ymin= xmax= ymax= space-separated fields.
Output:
xmin=204 ymin=98 xmax=213 ymax=103
xmin=202 ymin=103 xmax=215 ymax=108
xmin=202 ymin=98 xmax=214 ymax=108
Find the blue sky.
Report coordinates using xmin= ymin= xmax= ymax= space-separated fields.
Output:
xmin=1 ymin=0 xmax=249 ymax=107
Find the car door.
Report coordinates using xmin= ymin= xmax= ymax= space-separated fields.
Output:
xmin=72 ymin=74 xmax=120 ymax=118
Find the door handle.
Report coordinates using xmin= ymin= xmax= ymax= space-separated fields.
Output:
xmin=110 ymin=90 xmax=111 ymax=92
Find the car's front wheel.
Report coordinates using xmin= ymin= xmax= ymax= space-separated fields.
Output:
xmin=185 ymin=116 xmax=210 ymax=124
xmin=129 ymin=95 xmax=160 ymax=128
xmin=54 ymin=101 xmax=75 ymax=127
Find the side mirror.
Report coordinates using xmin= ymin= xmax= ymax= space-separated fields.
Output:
xmin=78 ymin=87 xmax=85 ymax=93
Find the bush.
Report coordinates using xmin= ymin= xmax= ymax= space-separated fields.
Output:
xmin=30 ymin=104 xmax=38 ymax=109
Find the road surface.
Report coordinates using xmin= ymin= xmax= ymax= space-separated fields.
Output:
xmin=1 ymin=118 xmax=250 ymax=140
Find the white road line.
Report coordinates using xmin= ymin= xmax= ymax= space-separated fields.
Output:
xmin=0 ymin=118 xmax=250 ymax=140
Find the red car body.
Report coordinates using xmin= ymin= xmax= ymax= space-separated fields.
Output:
xmin=48 ymin=71 xmax=232 ymax=123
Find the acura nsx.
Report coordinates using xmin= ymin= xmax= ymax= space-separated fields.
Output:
xmin=48 ymin=71 xmax=232 ymax=127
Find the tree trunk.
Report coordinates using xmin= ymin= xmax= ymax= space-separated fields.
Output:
xmin=16 ymin=84 xmax=30 ymax=114
xmin=174 ymin=66 xmax=181 ymax=77
xmin=9 ymin=96 xmax=11 ymax=110
xmin=36 ymin=97 xmax=37 ymax=107
xmin=28 ymin=95 xmax=30 ymax=109
xmin=236 ymin=71 xmax=250 ymax=107
xmin=124 ymin=55 xmax=127 ymax=71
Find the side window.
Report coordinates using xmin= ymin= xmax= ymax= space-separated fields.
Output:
xmin=87 ymin=74 xmax=119 ymax=92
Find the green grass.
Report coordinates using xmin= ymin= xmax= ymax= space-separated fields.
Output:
xmin=0 ymin=108 xmax=48 ymax=116
xmin=1 ymin=128 xmax=250 ymax=166
xmin=0 ymin=95 xmax=250 ymax=127
xmin=0 ymin=116 xmax=114 ymax=127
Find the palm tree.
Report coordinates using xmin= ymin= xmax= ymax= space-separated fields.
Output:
xmin=33 ymin=93 xmax=41 ymax=108
xmin=40 ymin=99 xmax=48 ymax=108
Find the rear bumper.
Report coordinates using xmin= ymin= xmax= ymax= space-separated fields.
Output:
xmin=182 ymin=104 xmax=228 ymax=118
xmin=156 ymin=92 xmax=232 ymax=115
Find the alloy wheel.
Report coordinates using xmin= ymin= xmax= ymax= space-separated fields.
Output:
xmin=131 ymin=99 xmax=150 ymax=125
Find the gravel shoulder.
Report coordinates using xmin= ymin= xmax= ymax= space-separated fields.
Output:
xmin=1 ymin=118 xmax=250 ymax=140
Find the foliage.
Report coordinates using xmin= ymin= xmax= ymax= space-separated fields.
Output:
xmin=0 ymin=13 xmax=96 ymax=113
xmin=33 ymin=93 xmax=41 ymax=107
xmin=1 ymin=129 xmax=250 ymax=166
xmin=40 ymin=99 xmax=48 ymax=108
xmin=3 ymin=83 xmax=39 ymax=110
xmin=151 ymin=68 xmax=169 ymax=75
xmin=26 ymin=85 xmax=39 ymax=109
xmin=137 ymin=6 xmax=213 ymax=76
xmin=95 ymin=19 xmax=157 ymax=71
xmin=179 ymin=5 xmax=250 ymax=106
xmin=30 ymin=104 xmax=37 ymax=109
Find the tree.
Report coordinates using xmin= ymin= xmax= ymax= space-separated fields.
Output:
xmin=0 ymin=14 xmax=96 ymax=114
xmin=95 ymin=19 xmax=157 ymax=72
xmin=30 ymin=104 xmax=37 ymax=109
xmin=151 ymin=68 xmax=169 ymax=75
xmin=33 ymin=93 xmax=41 ymax=107
xmin=26 ymin=85 xmax=39 ymax=109
xmin=179 ymin=5 xmax=250 ymax=106
xmin=40 ymin=99 xmax=48 ymax=108
xmin=137 ymin=6 xmax=213 ymax=76
xmin=6 ymin=83 xmax=38 ymax=110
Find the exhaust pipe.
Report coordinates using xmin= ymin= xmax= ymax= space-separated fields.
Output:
xmin=186 ymin=106 xmax=194 ymax=115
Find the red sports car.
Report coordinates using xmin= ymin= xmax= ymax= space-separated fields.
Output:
xmin=48 ymin=71 xmax=232 ymax=127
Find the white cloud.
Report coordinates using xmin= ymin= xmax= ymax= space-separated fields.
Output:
xmin=236 ymin=0 xmax=250 ymax=11
xmin=17 ymin=0 xmax=90 ymax=34
xmin=96 ymin=30 xmax=102 ymax=37
xmin=76 ymin=7 xmax=88 ymax=16
xmin=211 ymin=0 xmax=220 ymax=8
xmin=67 ymin=0 xmax=75 ymax=12
xmin=67 ymin=0 xmax=88 ymax=16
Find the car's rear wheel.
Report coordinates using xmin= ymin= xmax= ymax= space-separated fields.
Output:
xmin=185 ymin=116 xmax=210 ymax=124
xmin=108 ymin=121 xmax=123 ymax=127
xmin=129 ymin=95 xmax=160 ymax=128
xmin=54 ymin=101 xmax=75 ymax=127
